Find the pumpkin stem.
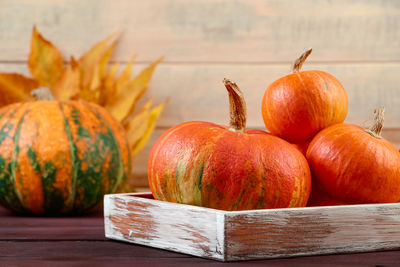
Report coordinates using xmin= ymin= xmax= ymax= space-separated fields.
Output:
xmin=292 ymin=48 xmax=312 ymax=73
xmin=365 ymin=107 xmax=385 ymax=139
xmin=223 ymin=78 xmax=247 ymax=133
xmin=31 ymin=87 xmax=55 ymax=101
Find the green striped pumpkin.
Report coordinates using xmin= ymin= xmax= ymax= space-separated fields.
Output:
xmin=0 ymin=97 xmax=131 ymax=215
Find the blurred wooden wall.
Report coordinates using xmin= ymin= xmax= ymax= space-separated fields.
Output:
xmin=1 ymin=0 xmax=399 ymax=189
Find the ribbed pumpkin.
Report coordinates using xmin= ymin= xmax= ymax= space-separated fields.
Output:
xmin=148 ymin=79 xmax=311 ymax=211
xmin=0 ymin=88 xmax=131 ymax=215
xmin=306 ymin=108 xmax=400 ymax=204
xmin=261 ymin=49 xmax=348 ymax=143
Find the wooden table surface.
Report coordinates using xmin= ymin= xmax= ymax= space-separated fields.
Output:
xmin=1 ymin=206 xmax=400 ymax=266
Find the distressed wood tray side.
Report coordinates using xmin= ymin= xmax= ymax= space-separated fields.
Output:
xmin=104 ymin=193 xmax=400 ymax=261
xmin=104 ymin=193 xmax=226 ymax=260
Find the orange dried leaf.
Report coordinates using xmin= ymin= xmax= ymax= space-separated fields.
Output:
xmin=52 ymin=57 xmax=81 ymax=101
xmin=28 ymin=26 xmax=64 ymax=88
xmin=0 ymin=73 xmax=38 ymax=106
xmin=109 ymin=57 xmax=162 ymax=122
xmin=99 ymin=62 xmax=120 ymax=106
xmin=131 ymin=99 xmax=167 ymax=156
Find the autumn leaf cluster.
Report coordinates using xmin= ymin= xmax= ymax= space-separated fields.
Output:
xmin=0 ymin=27 xmax=166 ymax=191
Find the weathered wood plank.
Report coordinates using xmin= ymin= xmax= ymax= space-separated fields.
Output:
xmin=105 ymin=193 xmax=400 ymax=261
xmin=1 ymin=62 xmax=400 ymax=128
xmin=0 ymin=206 xmax=105 ymax=240
xmin=0 ymin=0 xmax=399 ymax=63
xmin=225 ymin=205 xmax=400 ymax=260
xmin=0 ymin=241 xmax=192 ymax=260
xmin=104 ymin=193 xmax=226 ymax=261
xmin=2 ymin=241 xmax=400 ymax=266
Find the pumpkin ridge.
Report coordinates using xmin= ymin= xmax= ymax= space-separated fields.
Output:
xmin=81 ymin=102 xmax=125 ymax=193
xmin=58 ymin=102 xmax=79 ymax=211
xmin=87 ymin=102 xmax=132 ymax=193
xmin=0 ymin=108 xmax=10 ymax=121
xmin=149 ymin=121 xmax=200 ymax=200
xmin=314 ymin=71 xmax=332 ymax=124
xmin=0 ymin=106 xmax=25 ymax=212
xmin=295 ymin=72 xmax=317 ymax=125
xmin=10 ymin=104 xmax=30 ymax=212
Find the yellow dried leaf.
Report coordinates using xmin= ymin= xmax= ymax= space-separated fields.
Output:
xmin=108 ymin=57 xmax=162 ymax=122
xmin=104 ymin=56 xmax=135 ymax=109
xmin=0 ymin=73 xmax=38 ymax=106
xmin=79 ymin=31 xmax=120 ymax=92
xmin=98 ymin=62 xmax=119 ymax=106
xmin=52 ymin=57 xmax=81 ymax=101
xmin=115 ymin=56 xmax=136 ymax=91
xmin=74 ymin=88 xmax=99 ymax=103
xmin=99 ymin=39 xmax=119 ymax=79
xmin=28 ymin=26 xmax=64 ymax=88
xmin=131 ymin=100 xmax=167 ymax=156
xmin=124 ymin=99 xmax=153 ymax=147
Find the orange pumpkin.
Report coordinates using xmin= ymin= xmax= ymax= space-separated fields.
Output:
xmin=261 ymin=49 xmax=348 ymax=143
xmin=0 ymin=88 xmax=131 ymax=215
xmin=306 ymin=108 xmax=400 ymax=204
xmin=306 ymin=180 xmax=345 ymax=207
xmin=292 ymin=140 xmax=311 ymax=156
xmin=148 ymin=79 xmax=311 ymax=211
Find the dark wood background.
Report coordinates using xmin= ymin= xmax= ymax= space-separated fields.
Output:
xmin=2 ymin=205 xmax=400 ymax=266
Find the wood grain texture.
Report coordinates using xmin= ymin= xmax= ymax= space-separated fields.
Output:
xmin=2 ymin=203 xmax=400 ymax=266
xmin=225 ymin=205 xmax=400 ymax=261
xmin=104 ymin=193 xmax=226 ymax=260
xmin=0 ymin=216 xmax=105 ymax=241
xmin=2 ymin=62 xmax=400 ymax=128
xmin=0 ymin=204 xmax=104 ymax=240
xmin=2 ymin=241 xmax=400 ymax=267
xmin=105 ymin=193 xmax=400 ymax=261
xmin=0 ymin=0 xmax=399 ymax=63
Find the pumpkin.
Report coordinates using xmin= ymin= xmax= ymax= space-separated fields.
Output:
xmin=261 ymin=49 xmax=348 ymax=143
xmin=292 ymin=140 xmax=311 ymax=156
xmin=306 ymin=180 xmax=345 ymax=206
xmin=306 ymin=108 xmax=400 ymax=204
xmin=0 ymin=88 xmax=131 ymax=215
xmin=147 ymin=79 xmax=311 ymax=211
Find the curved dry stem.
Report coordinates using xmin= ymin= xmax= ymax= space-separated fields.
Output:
xmin=292 ymin=48 xmax=312 ymax=73
xmin=364 ymin=107 xmax=385 ymax=139
xmin=31 ymin=87 xmax=55 ymax=101
xmin=223 ymin=78 xmax=247 ymax=133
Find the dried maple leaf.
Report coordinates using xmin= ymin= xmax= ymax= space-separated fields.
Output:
xmin=28 ymin=26 xmax=64 ymax=88
xmin=131 ymin=99 xmax=168 ymax=156
xmin=52 ymin=57 xmax=81 ymax=101
xmin=0 ymin=27 xmax=166 ymax=193
xmin=98 ymin=62 xmax=119 ymax=106
xmin=107 ymin=57 xmax=163 ymax=122
xmin=0 ymin=73 xmax=38 ymax=105
xmin=79 ymin=31 xmax=120 ymax=90
xmin=75 ymin=32 xmax=120 ymax=103
xmin=125 ymin=99 xmax=153 ymax=148
xmin=106 ymin=56 xmax=136 ymax=107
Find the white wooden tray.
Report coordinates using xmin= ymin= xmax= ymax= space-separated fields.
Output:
xmin=104 ymin=192 xmax=400 ymax=261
